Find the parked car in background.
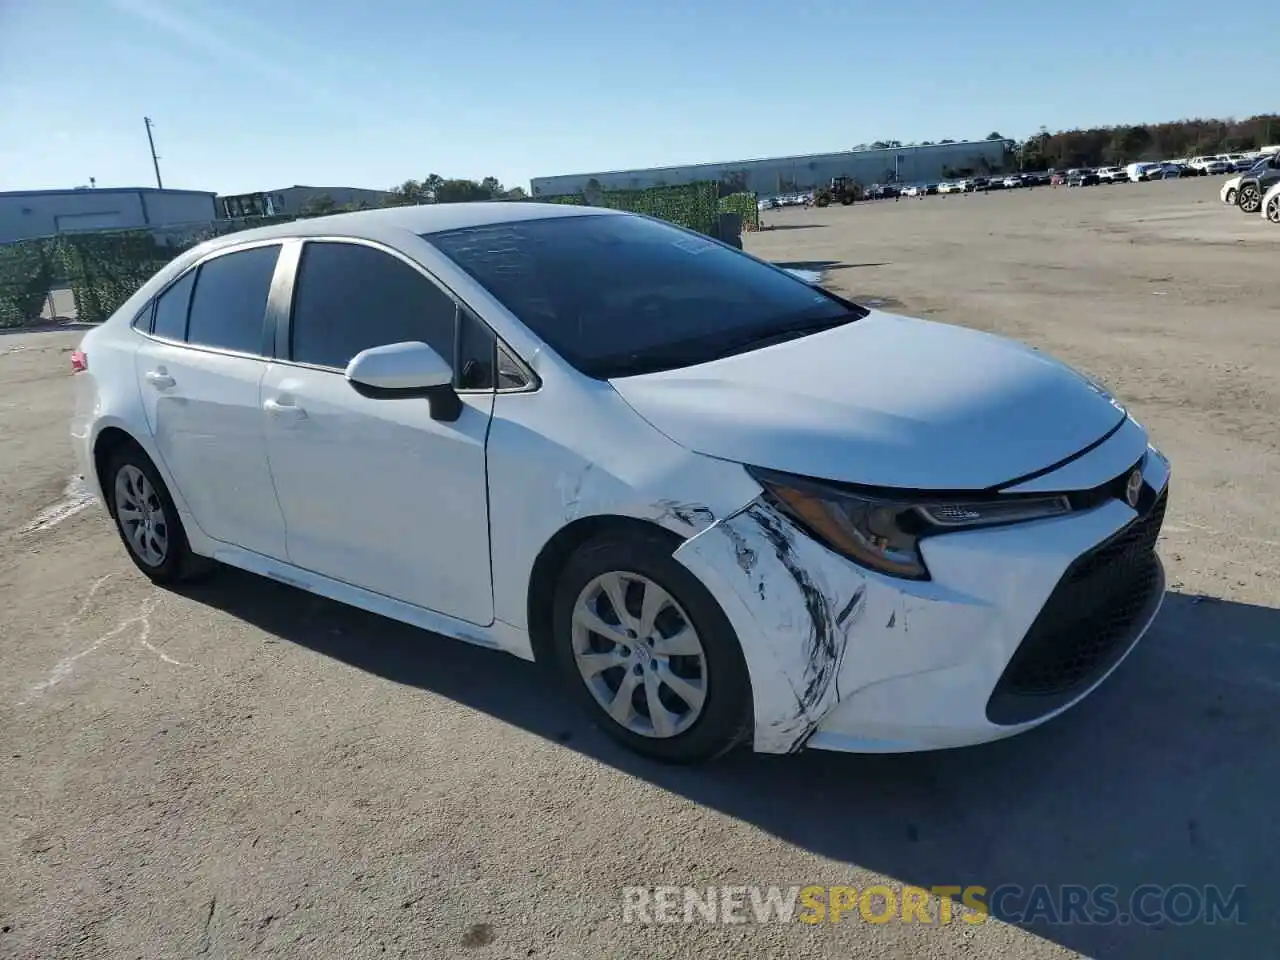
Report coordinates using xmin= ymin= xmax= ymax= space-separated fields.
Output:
xmin=1126 ymin=162 xmax=1172 ymax=182
xmin=1235 ymin=153 xmax=1280 ymax=212
xmin=937 ymin=181 xmax=961 ymax=194
xmin=1188 ymin=157 xmax=1228 ymax=175
xmin=1221 ymin=154 xmax=1280 ymax=204
xmin=1002 ymin=175 xmax=1023 ymax=188
xmin=1095 ymin=167 xmax=1127 ymax=183
xmin=69 ymin=201 xmax=1173 ymax=762
xmin=1261 ymin=182 xmax=1280 ymax=224
xmin=1220 ymin=172 xmax=1244 ymax=204
xmin=1067 ymin=169 xmax=1100 ymax=187
xmin=865 ymin=184 xmax=902 ymax=200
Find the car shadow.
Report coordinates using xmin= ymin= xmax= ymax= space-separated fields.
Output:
xmin=759 ymin=223 xmax=828 ymax=232
xmin=178 ymin=573 xmax=1278 ymax=959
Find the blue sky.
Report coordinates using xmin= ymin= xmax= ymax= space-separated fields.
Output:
xmin=1 ymin=0 xmax=1275 ymax=195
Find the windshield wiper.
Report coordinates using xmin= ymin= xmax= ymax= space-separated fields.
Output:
xmin=715 ymin=312 xmax=860 ymax=358
xmin=595 ymin=311 xmax=861 ymax=379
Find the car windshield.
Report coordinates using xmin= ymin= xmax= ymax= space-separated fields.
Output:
xmin=425 ymin=213 xmax=865 ymax=378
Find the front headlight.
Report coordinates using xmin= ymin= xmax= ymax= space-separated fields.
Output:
xmin=748 ymin=467 xmax=1072 ymax=580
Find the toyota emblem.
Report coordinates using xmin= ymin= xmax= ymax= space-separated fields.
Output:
xmin=1125 ymin=469 xmax=1143 ymax=508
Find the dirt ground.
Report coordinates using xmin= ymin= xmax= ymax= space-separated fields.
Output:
xmin=1 ymin=177 xmax=1276 ymax=959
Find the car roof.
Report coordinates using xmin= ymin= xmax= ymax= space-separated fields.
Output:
xmin=191 ymin=201 xmax=620 ymax=257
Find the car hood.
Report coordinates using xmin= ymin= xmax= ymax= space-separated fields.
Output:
xmin=609 ymin=311 xmax=1127 ymax=490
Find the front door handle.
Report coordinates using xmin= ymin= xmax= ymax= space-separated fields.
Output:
xmin=144 ymin=369 xmax=175 ymax=389
xmin=263 ymin=397 xmax=307 ymax=420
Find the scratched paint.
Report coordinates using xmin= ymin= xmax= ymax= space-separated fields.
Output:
xmin=674 ymin=496 xmax=872 ymax=753
xmin=648 ymin=499 xmax=715 ymax=535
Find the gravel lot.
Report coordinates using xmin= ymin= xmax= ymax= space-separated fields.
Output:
xmin=2 ymin=177 xmax=1277 ymax=959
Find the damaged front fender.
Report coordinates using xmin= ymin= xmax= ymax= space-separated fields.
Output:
xmin=672 ymin=497 xmax=881 ymax=753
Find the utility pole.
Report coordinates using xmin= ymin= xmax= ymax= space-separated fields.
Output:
xmin=144 ymin=116 xmax=163 ymax=189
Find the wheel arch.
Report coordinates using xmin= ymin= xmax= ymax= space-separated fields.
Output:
xmin=92 ymin=426 xmax=149 ymax=518
xmin=525 ymin=514 xmax=685 ymax=668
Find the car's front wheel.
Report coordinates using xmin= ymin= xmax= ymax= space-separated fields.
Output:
xmin=1266 ymin=194 xmax=1280 ymax=224
xmin=107 ymin=446 xmax=209 ymax=584
xmin=1238 ymin=183 xmax=1262 ymax=213
xmin=552 ymin=531 xmax=752 ymax=763
xmin=1225 ymin=188 xmax=1237 ymax=204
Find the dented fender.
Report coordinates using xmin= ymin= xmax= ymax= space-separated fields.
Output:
xmin=673 ymin=497 xmax=878 ymax=753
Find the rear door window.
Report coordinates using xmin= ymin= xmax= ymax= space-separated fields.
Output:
xmin=186 ymin=245 xmax=280 ymax=355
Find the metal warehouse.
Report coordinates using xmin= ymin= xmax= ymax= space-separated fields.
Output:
xmin=0 ymin=187 xmax=218 ymax=244
xmin=530 ymin=140 xmax=1009 ymax=197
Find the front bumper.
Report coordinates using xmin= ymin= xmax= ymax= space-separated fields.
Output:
xmin=673 ymin=421 xmax=1171 ymax=755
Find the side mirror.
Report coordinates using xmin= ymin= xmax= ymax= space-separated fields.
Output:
xmin=345 ymin=341 xmax=462 ymax=421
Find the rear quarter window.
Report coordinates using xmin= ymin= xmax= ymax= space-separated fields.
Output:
xmin=151 ymin=270 xmax=196 ymax=341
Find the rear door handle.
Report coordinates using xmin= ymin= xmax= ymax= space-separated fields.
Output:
xmin=263 ymin=397 xmax=307 ymax=420
xmin=144 ymin=369 xmax=175 ymax=389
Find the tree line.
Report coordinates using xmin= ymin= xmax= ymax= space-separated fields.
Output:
xmin=855 ymin=116 xmax=1279 ymax=171
xmin=1015 ymin=114 xmax=1279 ymax=171
xmin=298 ymin=175 xmax=526 ymax=216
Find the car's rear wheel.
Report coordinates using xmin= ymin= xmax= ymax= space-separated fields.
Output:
xmin=1238 ymin=183 xmax=1262 ymax=213
xmin=107 ymin=447 xmax=209 ymax=584
xmin=1225 ymin=188 xmax=1237 ymax=204
xmin=1266 ymin=194 xmax=1280 ymax=224
xmin=551 ymin=531 xmax=751 ymax=763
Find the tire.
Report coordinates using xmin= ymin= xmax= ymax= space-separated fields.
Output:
xmin=551 ymin=530 xmax=752 ymax=763
xmin=1238 ymin=183 xmax=1262 ymax=213
xmin=1225 ymin=188 xmax=1237 ymax=205
xmin=106 ymin=446 xmax=212 ymax=585
xmin=1268 ymin=195 xmax=1280 ymax=224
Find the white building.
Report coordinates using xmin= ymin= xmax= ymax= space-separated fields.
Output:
xmin=0 ymin=187 xmax=218 ymax=244
xmin=531 ymin=140 xmax=1010 ymax=198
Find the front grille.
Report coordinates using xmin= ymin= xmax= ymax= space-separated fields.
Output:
xmin=986 ymin=489 xmax=1167 ymax=725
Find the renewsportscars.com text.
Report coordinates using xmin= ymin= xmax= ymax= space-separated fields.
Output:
xmin=621 ymin=884 xmax=1246 ymax=926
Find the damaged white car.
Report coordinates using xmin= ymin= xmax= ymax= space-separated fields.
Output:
xmin=72 ymin=203 xmax=1170 ymax=763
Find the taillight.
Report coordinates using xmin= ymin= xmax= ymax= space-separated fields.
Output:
xmin=71 ymin=350 xmax=88 ymax=374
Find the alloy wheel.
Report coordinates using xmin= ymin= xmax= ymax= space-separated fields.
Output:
xmin=1239 ymin=184 xmax=1261 ymax=213
xmin=114 ymin=464 xmax=168 ymax=566
xmin=1267 ymin=196 xmax=1280 ymax=224
xmin=571 ymin=571 xmax=708 ymax=739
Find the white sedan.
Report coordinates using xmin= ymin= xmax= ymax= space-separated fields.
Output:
xmin=71 ymin=203 xmax=1171 ymax=762
xmin=1263 ymin=182 xmax=1280 ymax=223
